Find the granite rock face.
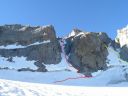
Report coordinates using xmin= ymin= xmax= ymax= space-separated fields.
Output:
xmin=0 ymin=24 xmax=61 ymax=72
xmin=65 ymin=30 xmax=109 ymax=75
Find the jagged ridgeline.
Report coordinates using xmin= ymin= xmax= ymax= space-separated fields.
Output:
xmin=0 ymin=24 xmax=128 ymax=76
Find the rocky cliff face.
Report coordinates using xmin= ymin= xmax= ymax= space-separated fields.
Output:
xmin=0 ymin=24 xmax=57 ymax=45
xmin=116 ymin=25 xmax=128 ymax=62
xmin=0 ymin=24 xmax=61 ymax=72
xmin=0 ymin=24 xmax=127 ymax=76
xmin=65 ymin=29 xmax=111 ymax=75
xmin=116 ymin=25 xmax=128 ymax=47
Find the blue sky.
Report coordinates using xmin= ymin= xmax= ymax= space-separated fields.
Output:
xmin=0 ymin=0 xmax=128 ymax=39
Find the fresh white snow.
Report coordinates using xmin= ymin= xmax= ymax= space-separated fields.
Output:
xmin=0 ymin=40 xmax=50 ymax=49
xmin=68 ymin=30 xmax=76 ymax=37
xmin=0 ymin=65 xmax=128 ymax=86
xmin=45 ymin=54 xmax=69 ymax=71
xmin=0 ymin=56 xmax=37 ymax=70
xmin=0 ymin=41 xmax=128 ymax=95
xmin=0 ymin=79 xmax=128 ymax=96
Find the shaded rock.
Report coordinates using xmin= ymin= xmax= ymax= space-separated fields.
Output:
xmin=65 ymin=31 xmax=108 ymax=75
xmin=36 ymin=67 xmax=47 ymax=72
xmin=0 ymin=67 xmax=9 ymax=70
xmin=67 ymin=28 xmax=82 ymax=37
xmin=120 ymin=45 xmax=128 ymax=62
xmin=0 ymin=41 xmax=61 ymax=64
xmin=17 ymin=68 xmax=35 ymax=72
xmin=98 ymin=32 xmax=111 ymax=45
xmin=34 ymin=61 xmax=47 ymax=72
xmin=0 ymin=24 xmax=61 ymax=71
xmin=7 ymin=57 xmax=14 ymax=62
xmin=115 ymin=25 xmax=128 ymax=47
xmin=110 ymin=40 xmax=120 ymax=50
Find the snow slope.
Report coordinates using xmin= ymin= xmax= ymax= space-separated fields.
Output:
xmin=0 ymin=40 xmax=50 ymax=49
xmin=0 ymin=42 xmax=128 ymax=87
xmin=107 ymin=47 xmax=128 ymax=66
xmin=0 ymin=42 xmax=128 ymax=95
xmin=0 ymin=79 xmax=128 ymax=96
xmin=0 ymin=56 xmax=37 ymax=70
xmin=0 ymin=65 xmax=128 ymax=87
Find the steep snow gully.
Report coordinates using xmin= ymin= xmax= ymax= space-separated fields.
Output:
xmin=52 ymin=37 xmax=128 ymax=85
xmin=53 ymin=39 xmax=92 ymax=83
xmin=0 ymin=37 xmax=128 ymax=86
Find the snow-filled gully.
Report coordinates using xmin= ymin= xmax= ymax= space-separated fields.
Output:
xmin=52 ymin=39 xmax=92 ymax=84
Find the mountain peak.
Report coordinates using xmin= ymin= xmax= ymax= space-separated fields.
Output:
xmin=67 ymin=28 xmax=83 ymax=37
xmin=116 ymin=25 xmax=128 ymax=47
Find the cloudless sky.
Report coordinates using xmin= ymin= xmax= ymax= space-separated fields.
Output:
xmin=0 ymin=0 xmax=128 ymax=39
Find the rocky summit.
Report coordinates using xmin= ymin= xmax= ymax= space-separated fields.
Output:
xmin=0 ymin=24 xmax=128 ymax=76
xmin=65 ymin=30 xmax=111 ymax=75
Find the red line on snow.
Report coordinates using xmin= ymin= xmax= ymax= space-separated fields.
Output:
xmin=53 ymin=76 xmax=92 ymax=83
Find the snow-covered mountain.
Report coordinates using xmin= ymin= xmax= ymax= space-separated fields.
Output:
xmin=116 ymin=25 xmax=128 ymax=47
xmin=0 ymin=24 xmax=128 ymax=96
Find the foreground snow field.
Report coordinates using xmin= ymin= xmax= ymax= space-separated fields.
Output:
xmin=0 ymin=79 xmax=128 ymax=96
xmin=0 ymin=47 xmax=128 ymax=86
xmin=0 ymin=66 xmax=128 ymax=87
xmin=0 ymin=46 xmax=128 ymax=95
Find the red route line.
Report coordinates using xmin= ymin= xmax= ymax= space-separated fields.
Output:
xmin=53 ymin=76 xmax=92 ymax=83
xmin=53 ymin=39 xmax=92 ymax=84
xmin=61 ymin=39 xmax=79 ymax=69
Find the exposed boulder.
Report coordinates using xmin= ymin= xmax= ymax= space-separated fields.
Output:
xmin=0 ymin=24 xmax=61 ymax=72
xmin=65 ymin=31 xmax=109 ymax=75
xmin=97 ymin=32 xmax=111 ymax=45
xmin=17 ymin=68 xmax=35 ymax=72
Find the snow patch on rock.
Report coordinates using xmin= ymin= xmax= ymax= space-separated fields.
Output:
xmin=0 ymin=56 xmax=37 ymax=70
xmin=0 ymin=40 xmax=51 ymax=49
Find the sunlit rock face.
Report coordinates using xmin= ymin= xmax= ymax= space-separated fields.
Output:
xmin=116 ymin=25 xmax=128 ymax=47
xmin=0 ymin=24 xmax=61 ymax=72
xmin=65 ymin=30 xmax=111 ymax=76
xmin=115 ymin=25 xmax=128 ymax=62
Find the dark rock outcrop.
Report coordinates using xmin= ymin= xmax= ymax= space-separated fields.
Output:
xmin=0 ymin=24 xmax=120 ymax=75
xmin=97 ymin=32 xmax=111 ymax=45
xmin=0 ymin=24 xmax=61 ymax=71
xmin=0 ymin=24 xmax=56 ymax=46
xmin=65 ymin=31 xmax=109 ymax=75
xmin=120 ymin=45 xmax=128 ymax=62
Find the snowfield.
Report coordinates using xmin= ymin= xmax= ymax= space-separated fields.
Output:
xmin=0 ymin=66 xmax=128 ymax=87
xmin=0 ymin=79 xmax=128 ymax=96
xmin=0 ymin=56 xmax=37 ymax=70
xmin=0 ymin=43 xmax=128 ymax=95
